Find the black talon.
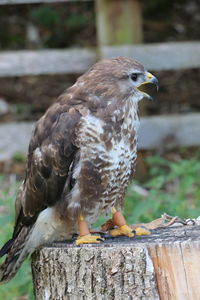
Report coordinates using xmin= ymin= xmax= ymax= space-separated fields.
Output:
xmin=97 ymin=238 xmax=104 ymax=242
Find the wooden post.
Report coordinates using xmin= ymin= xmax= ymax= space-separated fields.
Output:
xmin=96 ymin=0 xmax=143 ymax=47
xmin=95 ymin=0 xmax=148 ymax=116
xmin=32 ymin=225 xmax=200 ymax=299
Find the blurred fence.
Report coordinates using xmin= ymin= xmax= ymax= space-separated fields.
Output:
xmin=1 ymin=113 xmax=200 ymax=161
xmin=1 ymin=42 xmax=200 ymax=76
xmin=0 ymin=0 xmax=200 ymax=160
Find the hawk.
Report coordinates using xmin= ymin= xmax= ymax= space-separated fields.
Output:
xmin=0 ymin=57 xmax=158 ymax=283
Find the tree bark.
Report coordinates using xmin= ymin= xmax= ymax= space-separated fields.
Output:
xmin=32 ymin=225 xmax=200 ymax=300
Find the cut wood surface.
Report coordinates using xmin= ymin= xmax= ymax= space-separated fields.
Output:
xmin=0 ymin=113 xmax=199 ymax=161
xmin=1 ymin=42 xmax=200 ymax=77
xmin=32 ymin=225 xmax=200 ymax=300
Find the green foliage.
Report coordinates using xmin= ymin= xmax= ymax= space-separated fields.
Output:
xmin=0 ymin=3 xmax=95 ymax=50
xmin=0 ymin=153 xmax=200 ymax=299
xmin=0 ymin=176 xmax=33 ymax=300
xmin=12 ymin=152 xmax=26 ymax=163
xmin=29 ymin=4 xmax=94 ymax=48
xmin=31 ymin=6 xmax=60 ymax=27
xmin=142 ymin=0 xmax=187 ymax=17
xmin=31 ymin=5 xmax=91 ymax=29
xmin=11 ymin=103 xmax=32 ymax=120
xmin=125 ymin=152 xmax=200 ymax=224
xmin=64 ymin=13 xmax=91 ymax=29
xmin=0 ymin=262 xmax=33 ymax=300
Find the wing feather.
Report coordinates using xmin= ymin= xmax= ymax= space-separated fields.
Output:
xmin=16 ymin=100 xmax=81 ymax=226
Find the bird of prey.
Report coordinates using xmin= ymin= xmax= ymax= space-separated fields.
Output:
xmin=0 ymin=57 xmax=158 ymax=283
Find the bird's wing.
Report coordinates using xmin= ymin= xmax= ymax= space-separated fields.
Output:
xmin=14 ymin=101 xmax=81 ymax=234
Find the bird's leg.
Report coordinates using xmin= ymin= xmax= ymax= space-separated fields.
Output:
xmin=110 ymin=207 xmax=134 ymax=237
xmin=110 ymin=207 xmax=151 ymax=237
xmin=76 ymin=214 xmax=104 ymax=246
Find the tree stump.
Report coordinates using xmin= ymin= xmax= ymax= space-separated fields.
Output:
xmin=32 ymin=225 xmax=200 ymax=300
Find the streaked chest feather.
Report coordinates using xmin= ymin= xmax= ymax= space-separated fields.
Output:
xmin=77 ymin=101 xmax=139 ymax=184
xmin=72 ymin=101 xmax=139 ymax=221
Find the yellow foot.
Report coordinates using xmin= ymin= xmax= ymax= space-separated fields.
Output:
xmin=76 ymin=234 xmax=104 ymax=246
xmin=135 ymin=226 xmax=151 ymax=236
xmin=110 ymin=224 xmax=134 ymax=238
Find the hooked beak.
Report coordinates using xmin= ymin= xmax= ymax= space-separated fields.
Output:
xmin=137 ymin=72 xmax=159 ymax=101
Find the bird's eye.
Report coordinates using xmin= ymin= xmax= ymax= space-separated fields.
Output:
xmin=131 ymin=73 xmax=138 ymax=81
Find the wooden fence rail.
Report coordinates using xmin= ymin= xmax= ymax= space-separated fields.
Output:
xmin=0 ymin=49 xmax=96 ymax=77
xmin=0 ymin=113 xmax=200 ymax=161
xmin=1 ymin=42 xmax=200 ymax=77
xmin=101 ymin=42 xmax=200 ymax=71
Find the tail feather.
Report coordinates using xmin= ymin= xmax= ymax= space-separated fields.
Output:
xmin=0 ymin=207 xmax=61 ymax=284
xmin=0 ymin=226 xmax=33 ymax=284
xmin=0 ymin=237 xmax=16 ymax=257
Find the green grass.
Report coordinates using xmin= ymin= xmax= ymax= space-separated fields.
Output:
xmin=0 ymin=152 xmax=200 ymax=299
xmin=125 ymin=153 xmax=200 ymax=224
xmin=0 ymin=176 xmax=34 ymax=300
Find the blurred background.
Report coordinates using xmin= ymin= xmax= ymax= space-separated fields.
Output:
xmin=0 ymin=0 xmax=200 ymax=299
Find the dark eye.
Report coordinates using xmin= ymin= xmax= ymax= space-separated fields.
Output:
xmin=131 ymin=73 xmax=138 ymax=81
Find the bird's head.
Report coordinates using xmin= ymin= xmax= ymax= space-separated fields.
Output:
xmin=129 ymin=69 xmax=159 ymax=102
xmin=74 ymin=57 xmax=158 ymax=105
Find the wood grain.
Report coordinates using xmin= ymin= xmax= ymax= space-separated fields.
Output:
xmin=32 ymin=225 xmax=200 ymax=300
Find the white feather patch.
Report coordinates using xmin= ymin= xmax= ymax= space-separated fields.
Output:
xmin=25 ymin=208 xmax=66 ymax=252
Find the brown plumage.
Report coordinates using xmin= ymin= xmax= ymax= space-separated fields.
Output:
xmin=0 ymin=57 xmax=158 ymax=283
